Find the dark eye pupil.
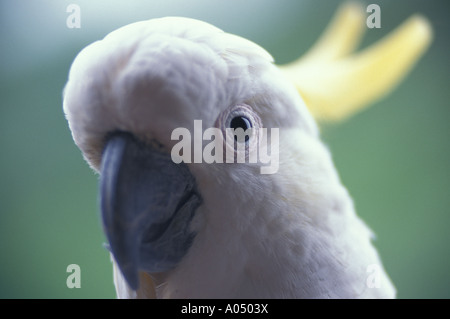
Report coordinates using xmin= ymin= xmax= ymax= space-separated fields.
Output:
xmin=230 ymin=116 xmax=251 ymax=130
xmin=230 ymin=116 xmax=252 ymax=142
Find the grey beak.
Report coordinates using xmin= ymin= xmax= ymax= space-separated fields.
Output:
xmin=100 ymin=132 xmax=201 ymax=290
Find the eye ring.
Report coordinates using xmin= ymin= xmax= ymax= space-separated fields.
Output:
xmin=216 ymin=104 xmax=262 ymax=152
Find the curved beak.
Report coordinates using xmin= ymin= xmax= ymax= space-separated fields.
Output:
xmin=100 ymin=132 xmax=201 ymax=290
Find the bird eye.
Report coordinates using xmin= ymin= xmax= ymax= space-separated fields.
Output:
xmin=216 ymin=104 xmax=262 ymax=152
xmin=229 ymin=116 xmax=252 ymax=142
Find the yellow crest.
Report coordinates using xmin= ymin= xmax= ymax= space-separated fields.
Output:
xmin=279 ymin=2 xmax=433 ymax=122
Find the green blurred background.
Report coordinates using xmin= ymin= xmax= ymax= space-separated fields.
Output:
xmin=0 ymin=0 xmax=448 ymax=298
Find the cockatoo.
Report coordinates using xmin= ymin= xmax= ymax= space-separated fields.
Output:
xmin=63 ymin=3 xmax=432 ymax=298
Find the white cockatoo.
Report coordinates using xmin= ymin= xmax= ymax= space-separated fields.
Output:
xmin=63 ymin=3 xmax=432 ymax=298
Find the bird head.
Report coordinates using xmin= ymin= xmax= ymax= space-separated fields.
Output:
xmin=64 ymin=17 xmax=322 ymax=291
